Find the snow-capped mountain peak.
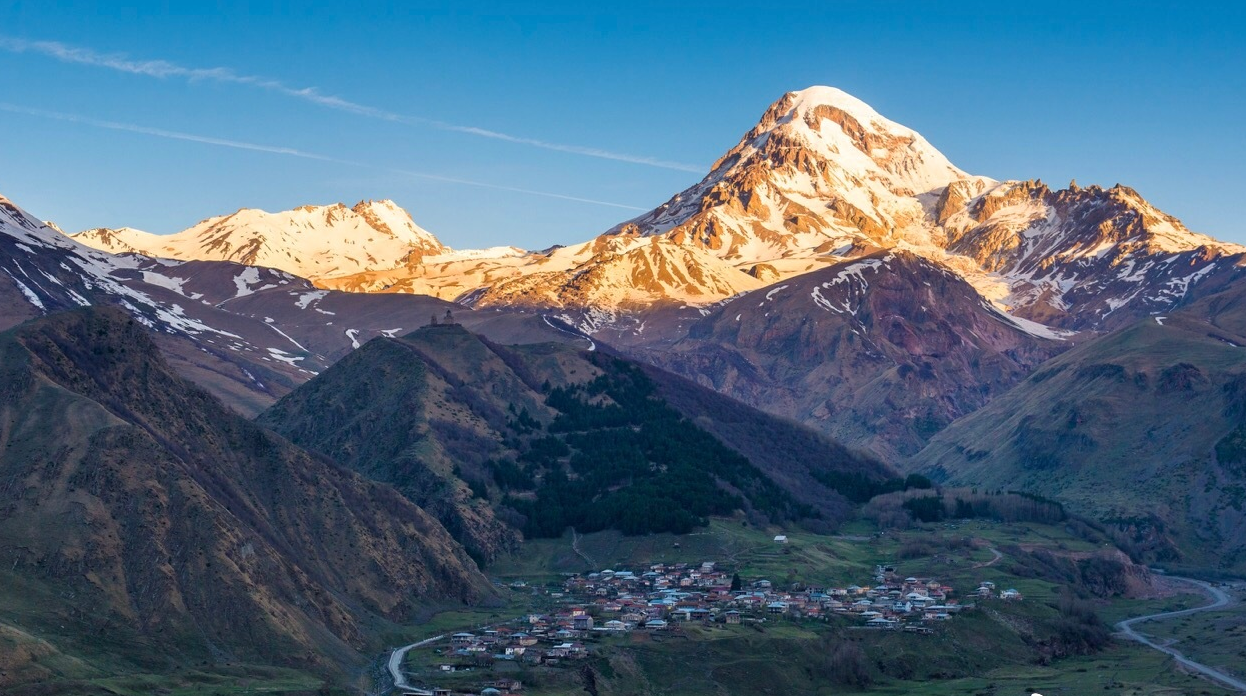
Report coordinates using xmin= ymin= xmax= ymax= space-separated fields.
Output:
xmin=598 ymin=85 xmax=983 ymax=274
xmin=49 ymin=87 xmax=1246 ymax=336
xmin=72 ymin=226 xmax=161 ymax=255
xmin=740 ymin=86 xmax=970 ymax=195
xmin=70 ymin=199 xmax=448 ymax=281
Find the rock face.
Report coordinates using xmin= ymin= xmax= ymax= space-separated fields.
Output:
xmin=941 ymin=180 xmax=1246 ymax=330
xmin=631 ymin=251 xmax=1065 ymax=459
xmin=910 ymin=280 xmax=1246 ymax=573
xmin=0 ymin=307 xmax=494 ymax=687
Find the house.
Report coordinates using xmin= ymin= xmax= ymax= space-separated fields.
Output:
xmin=1000 ymin=589 xmax=1023 ymax=601
xmin=548 ymin=642 xmax=587 ymax=659
xmin=644 ymin=619 xmax=668 ymax=630
xmin=724 ymin=610 xmax=741 ymax=625
xmin=773 ymin=535 xmax=788 ymax=544
xmin=572 ymin=614 xmax=594 ymax=630
xmin=513 ymin=632 xmax=538 ymax=646
xmin=451 ymin=632 xmax=475 ymax=646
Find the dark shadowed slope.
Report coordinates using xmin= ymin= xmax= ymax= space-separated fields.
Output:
xmin=628 ymin=250 xmax=1066 ymax=459
xmin=260 ymin=323 xmax=891 ymax=551
xmin=0 ymin=307 xmax=493 ymax=691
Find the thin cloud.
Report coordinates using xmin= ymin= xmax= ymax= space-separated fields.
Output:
xmin=0 ymin=36 xmax=705 ymax=173
xmin=0 ymin=102 xmax=648 ymax=212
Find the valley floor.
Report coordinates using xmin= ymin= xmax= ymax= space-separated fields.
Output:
xmin=6 ymin=517 xmax=1242 ymax=695
xmin=386 ymin=518 xmax=1246 ymax=696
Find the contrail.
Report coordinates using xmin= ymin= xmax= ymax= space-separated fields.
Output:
xmin=0 ymin=103 xmax=649 ymax=211
xmin=0 ymin=36 xmax=705 ymax=173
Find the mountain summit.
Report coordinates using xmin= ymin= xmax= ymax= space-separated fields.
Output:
xmin=613 ymin=86 xmax=978 ymax=259
xmin=73 ymin=199 xmax=447 ymax=280
xmin=60 ymin=87 xmax=1246 ymax=336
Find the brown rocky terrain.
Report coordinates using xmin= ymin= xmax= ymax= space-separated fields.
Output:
xmin=0 ymin=307 xmax=494 ymax=689
xmin=627 ymin=251 xmax=1066 ymax=459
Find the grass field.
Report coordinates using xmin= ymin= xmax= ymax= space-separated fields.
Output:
xmin=404 ymin=516 xmax=1246 ymax=696
xmin=9 ymin=513 xmax=1237 ymax=696
xmin=85 ymin=667 xmax=325 ymax=696
xmin=1124 ymin=584 xmax=1246 ymax=684
xmin=490 ymin=515 xmax=894 ymax=587
xmin=857 ymin=642 xmax=1238 ymax=696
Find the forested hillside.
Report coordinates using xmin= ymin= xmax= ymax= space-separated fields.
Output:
xmin=260 ymin=324 xmax=890 ymax=548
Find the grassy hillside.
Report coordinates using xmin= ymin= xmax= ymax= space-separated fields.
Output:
xmin=261 ymin=324 xmax=890 ymax=553
xmin=442 ymin=516 xmax=1229 ymax=696
xmin=0 ymin=307 xmax=494 ymax=692
xmin=911 ymin=304 xmax=1246 ymax=573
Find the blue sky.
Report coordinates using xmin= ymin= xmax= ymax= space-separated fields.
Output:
xmin=1 ymin=1 xmax=1243 ymax=249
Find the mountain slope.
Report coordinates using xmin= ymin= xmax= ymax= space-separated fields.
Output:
xmin=940 ymin=180 xmax=1246 ymax=329
xmin=627 ymin=250 xmax=1066 ymax=459
xmin=54 ymin=87 xmax=1244 ymax=338
xmin=0 ymin=307 xmax=493 ymax=691
xmin=460 ymin=86 xmax=1244 ymax=333
xmin=46 ymin=87 xmax=1236 ymax=341
xmin=259 ymin=323 xmax=891 ymax=546
xmin=2 ymin=193 xmax=571 ymax=416
xmin=608 ymin=86 xmax=975 ymax=259
xmin=910 ymin=284 xmax=1246 ymax=572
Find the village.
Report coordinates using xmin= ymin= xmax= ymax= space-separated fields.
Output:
xmin=400 ymin=557 xmax=1023 ymax=696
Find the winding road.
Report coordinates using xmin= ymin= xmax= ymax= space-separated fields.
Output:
xmin=973 ymin=546 xmax=1003 ymax=568
xmin=571 ymin=528 xmax=596 ymax=568
xmin=1115 ymin=577 xmax=1245 ymax=693
xmin=386 ymin=633 xmax=445 ymax=695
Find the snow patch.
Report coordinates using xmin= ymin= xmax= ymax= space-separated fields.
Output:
xmin=233 ymin=267 xmax=262 ymax=297
xmin=266 ymin=348 xmax=304 ymax=366
xmin=3 ymin=270 xmax=45 ymax=310
xmin=141 ymin=271 xmax=190 ymax=295
xmin=295 ymin=290 xmax=329 ymax=309
xmin=980 ymin=301 xmax=1073 ymax=341
xmin=764 ymin=284 xmax=790 ymax=301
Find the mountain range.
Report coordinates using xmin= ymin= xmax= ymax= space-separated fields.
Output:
xmin=68 ymin=87 xmax=1246 ymax=339
xmin=3 ymin=84 xmax=1245 ymax=617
